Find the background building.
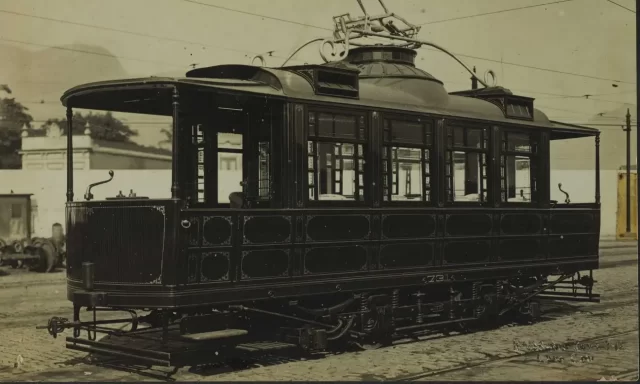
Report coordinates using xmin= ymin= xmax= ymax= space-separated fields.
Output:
xmin=19 ymin=122 xmax=171 ymax=170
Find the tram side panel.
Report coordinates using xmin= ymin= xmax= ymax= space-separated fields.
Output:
xmin=65 ymin=199 xmax=180 ymax=306
xmin=64 ymin=202 xmax=598 ymax=309
xmin=176 ymin=205 xmax=599 ymax=304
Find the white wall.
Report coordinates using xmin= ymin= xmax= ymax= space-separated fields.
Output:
xmin=0 ymin=168 xmax=621 ymax=238
xmin=0 ymin=170 xmax=171 ymax=236
xmin=551 ymin=170 xmax=619 ymax=236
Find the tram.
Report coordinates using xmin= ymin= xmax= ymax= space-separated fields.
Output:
xmin=41 ymin=1 xmax=601 ymax=367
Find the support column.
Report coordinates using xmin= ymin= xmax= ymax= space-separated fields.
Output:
xmin=625 ymin=109 xmax=631 ymax=233
xmin=595 ymin=133 xmax=600 ymax=205
xmin=66 ymin=107 xmax=74 ymax=202
xmin=171 ymin=87 xmax=181 ymax=199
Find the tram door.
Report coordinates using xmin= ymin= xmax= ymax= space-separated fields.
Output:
xmin=186 ymin=111 xmax=246 ymax=206
xmin=211 ymin=105 xmax=279 ymax=208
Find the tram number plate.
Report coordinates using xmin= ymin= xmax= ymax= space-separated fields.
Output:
xmin=423 ymin=274 xmax=451 ymax=284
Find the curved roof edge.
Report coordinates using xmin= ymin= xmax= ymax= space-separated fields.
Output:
xmin=57 ymin=66 xmax=598 ymax=135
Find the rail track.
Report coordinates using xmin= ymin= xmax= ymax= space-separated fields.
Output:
xmin=390 ymin=328 xmax=639 ymax=382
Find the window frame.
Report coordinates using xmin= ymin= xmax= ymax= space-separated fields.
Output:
xmin=184 ymin=107 xmax=279 ymax=209
xmin=444 ymin=121 xmax=492 ymax=206
xmin=381 ymin=116 xmax=434 ymax=206
xmin=305 ymin=108 xmax=369 ymax=206
xmin=499 ymin=127 xmax=541 ymax=206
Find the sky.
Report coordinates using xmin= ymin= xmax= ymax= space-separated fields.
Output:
xmin=0 ymin=0 xmax=636 ymax=147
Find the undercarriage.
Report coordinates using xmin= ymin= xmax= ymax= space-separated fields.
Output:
xmin=40 ymin=271 xmax=599 ymax=368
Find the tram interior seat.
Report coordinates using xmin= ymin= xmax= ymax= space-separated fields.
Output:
xmin=229 ymin=192 xmax=245 ymax=208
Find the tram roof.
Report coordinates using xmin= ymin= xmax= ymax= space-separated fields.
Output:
xmin=61 ymin=65 xmax=598 ymax=137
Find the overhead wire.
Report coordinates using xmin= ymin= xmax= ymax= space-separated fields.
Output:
xmin=0 ymin=9 xmax=256 ymax=56
xmin=588 ymin=97 xmax=636 ymax=106
xmin=181 ymin=0 xmax=635 ymax=85
xmin=0 ymin=8 xmax=299 ymax=63
xmin=1 ymin=3 xmax=635 ymax=86
xmin=418 ymin=0 xmax=576 ymax=25
xmin=605 ymin=0 xmax=636 ymax=13
xmin=182 ymin=0 xmax=329 ymax=31
xmin=0 ymin=1 xmax=634 ymax=119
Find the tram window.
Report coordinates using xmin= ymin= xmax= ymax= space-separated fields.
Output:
xmin=388 ymin=120 xmax=424 ymax=143
xmin=382 ymin=119 xmax=433 ymax=202
xmin=217 ymin=133 xmax=243 ymax=204
xmin=500 ymin=131 xmax=538 ymax=203
xmin=318 ymin=113 xmax=358 ymax=139
xmin=445 ymin=125 xmax=489 ymax=203
xmin=308 ymin=112 xmax=366 ymax=202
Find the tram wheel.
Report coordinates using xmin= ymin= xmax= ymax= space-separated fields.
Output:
xmin=31 ymin=241 xmax=57 ymax=273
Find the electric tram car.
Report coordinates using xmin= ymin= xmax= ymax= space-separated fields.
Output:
xmin=42 ymin=13 xmax=602 ymax=367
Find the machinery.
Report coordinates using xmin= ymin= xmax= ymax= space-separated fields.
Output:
xmin=0 ymin=194 xmax=65 ymax=272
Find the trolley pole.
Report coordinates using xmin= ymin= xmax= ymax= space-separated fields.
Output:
xmin=470 ymin=66 xmax=478 ymax=90
xmin=624 ymin=108 xmax=631 ymax=234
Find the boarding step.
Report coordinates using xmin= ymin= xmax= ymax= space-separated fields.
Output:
xmin=180 ymin=328 xmax=248 ymax=341
xmin=235 ymin=341 xmax=297 ymax=353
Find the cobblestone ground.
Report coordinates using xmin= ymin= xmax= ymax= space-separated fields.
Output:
xmin=0 ymin=246 xmax=637 ymax=382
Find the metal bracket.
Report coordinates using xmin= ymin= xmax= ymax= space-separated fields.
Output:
xmin=282 ymin=0 xmax=490 ymax=87
xmin=84 ymin=170 xmax=114 ymax=201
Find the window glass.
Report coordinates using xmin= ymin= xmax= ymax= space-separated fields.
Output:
xmin=308 ymin=112 xmax=365 ymax=202
xmin=505 ymin=156 xmax=531 ymax=202
xmin=467 ymin=129 xmax=482 ymax=149
xmin=217 ymin=133 xmax=243 ymax=204
xmin=309 ymin=141 xmax=361 ymax=201
xmin=445 ymin=125 xmax=489 ymax=203
xmin=453 ymin=151 xmax=485 ymax=202
xmin=500 ymin=130 xmax=538 ymax=203
xmin=382 ymin=119 xmax=433 ymax=203
xmin=318 ymin=113 xmax=333 ymax=137
xmin=390 ymin=121 xmax=423 ymax=143
xmin=391 ymin=147 xmax=423 ymax=201
xmin=334 ymin=115 xmax=357 ymax=139
xmin=218 ymin=132 xmax=242 ymax=149
xmin=505 ymin=132 xmax=532 ymax=152
xmin=317 ymin=113 xmax=356 ymax=139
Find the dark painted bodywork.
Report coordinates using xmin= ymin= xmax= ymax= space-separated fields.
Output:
xmin=61 ymin=46 xmax=600 ymax=310
xmin=66 ymin=201 xmax=599 ymax=308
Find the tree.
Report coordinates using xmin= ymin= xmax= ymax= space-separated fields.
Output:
xmin=43 ymin=111 xmax=138 ymax=142
xmin=158 ymin=126 xmax=173 ymax=149
xmin=0 ymin=85 xmax=34 ymax=169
